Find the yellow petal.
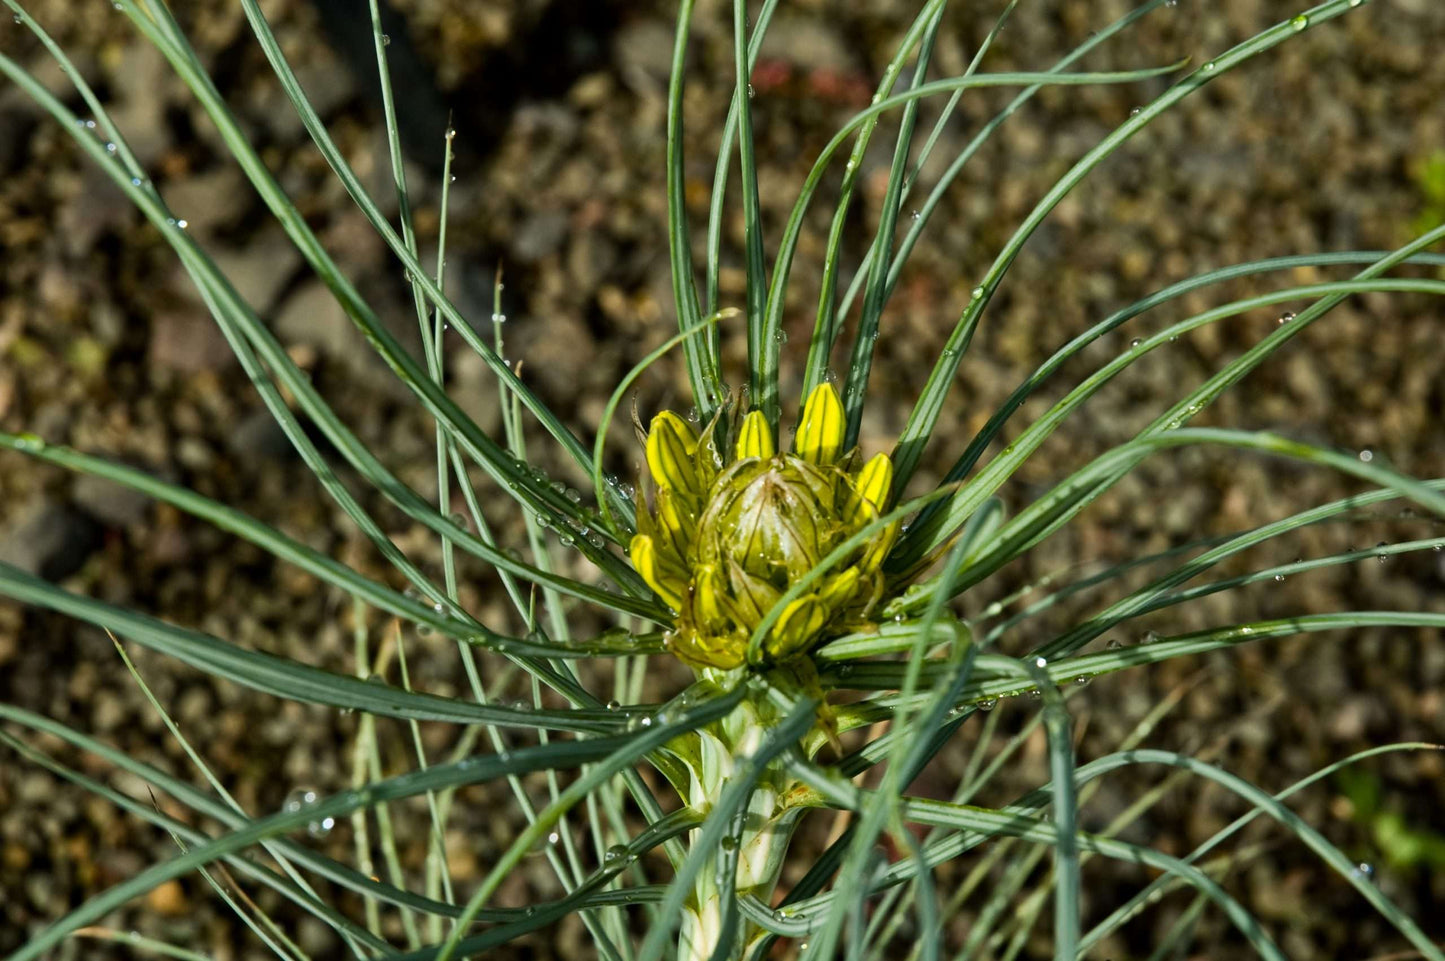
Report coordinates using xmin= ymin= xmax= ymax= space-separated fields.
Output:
xmin=646 ymin=411 xmax=701 ymax=497
xmin=857 ymin=523 xmax=899 ymax=575
xmin=655 ymin=488 xmax=696 ymax=558
xmin=667 ymin=628 xmax=745 ymax=670
xmin=817 ymin=567 xmax=861 ymax=613
xmin=768 ymin=596 xmax=827 ymax=659
xmin=629 ymin=534 xmax=687 ymax=611
xmin=795 ymin=383 xmax=844 ymax=465
xmin=692 ymin=563 xmax=732 ymax=631
xmin=854 ymin=452 xmax=893 ymax=510
xmin=734 ymin=409 xmax=775 ymax=461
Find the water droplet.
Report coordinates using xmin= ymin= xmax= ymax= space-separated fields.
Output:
xmin=547 ymin=830 xmax=560 ymax=845
xmin=1106 ymin=638 xmax=1123 ymax=650
xmin=1277 ymin=311 xmax=1296 ymax=325
xmin=1129 ymin=106 xmax=1141 ymax=117
xmin=1164 ymin=0 xmax=1177 ymax=7
xmin=13 ymin=432 xmax=45 ymax=452
xmin=1376 ymin=541 xmax=1389 ymax=563
xmin=283 ymin=788 xmax=335 ymax=837
xmin=1034 ymin=656 xmax=1048 ymax=668
xmin=417 ymin=623 xmax=433 ymax=638
xmin=491 ymin=311 xmax=507 ymax=324
xmin=970 ymin=285 xmax=985 ymax=299
xmin=1358 ymin=449 xmax=1373 ymax=463
xmin=380 ymin=33 xmax=391 ymax=46
xmin=1352 ymin=861 xmax=1375 ymax=881
xmin=13 ymin=12 xmax=23 ymax=22
xmin=1290 ymin=14 xmax=1308 ymax=31
xmin=720 ymin=835 xmax=738 ymax=852
xmin=604 ymin=844 xmax=629 ymax=863
xmin=1073 ymin=675 xmax=1091 ymax=686
xmin=176 ymin=219 xmax=188 ymax=229
xmin=1027 ymin=689 xmax=1042 ymax=700
xmin=1273 ymin=573 xmax=1286 ymax=582
xmin=977 ymin=698 xmax=997 ymax=711
xmin=104 ymin=142 xmax=117 ymax=154
xmin=1202 ymin=61 xmax=1216 ymax=72
xmin=910 ymin=209 xmax=921 ymax=221
xmin=1142 ymin=630 xmax=1160 ymax=645
xmin=746 ymin=83 xmax=755 ymax=99
xmin=1348 ymin=0 xmax=1365 ymax=7
xmin=283 ymin=788 xmax=318 ymax=814
xmin=1129 ymin=337 xmax=1143 ymax=348
xmin=605 ymin=699 xmax=621 ymax=711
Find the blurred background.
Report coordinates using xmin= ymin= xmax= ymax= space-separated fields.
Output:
xmin=1 ymin=0 xmax=1443 ymax=956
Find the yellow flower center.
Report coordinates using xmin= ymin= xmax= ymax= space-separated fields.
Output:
xmin=629 ymin=384 xmax=898 ymax=669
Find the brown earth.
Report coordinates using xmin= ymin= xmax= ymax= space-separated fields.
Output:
xmin=1 ymin=0 xmax=1443 ymax=958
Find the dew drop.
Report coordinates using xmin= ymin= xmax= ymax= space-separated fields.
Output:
xmin=1073 ymin=675 xmax=1092 ymax=686
xmin=13 ymin=432 xmax=45 ymax=452
xmin=1129 ymin=337 xmax=1143 ymax=348
xmin=380 ymin=33 xmax=391 ymax=46
xmin=416 ymin=623 xmax=433 ymax=638
xmin=104 ymin=142 xmax=117 ymax=154
xmin=746 ymin=83 xmax=755 ymax=99
xmin=282 ymin=788 xmax=318 ymax=814
xmin=977 ymin=697 xmax=997 ymax=711
xmin=720 ymin=835 xmax=739 ymax=852
xmin=1034 ymin=656 xmax=1048 ymax=668
xmin=1142 ymin=630 xmax=1160 ymax=645
xmin=910 ymin=209 xmax=921 ymax=221
xmin=1376 ymin=541 xmax=1389 ymax=563
xmin=176 ymin=219 xmax=188 ymax=230
xmin=1202 ymin=61 xmax=1216 ymax=72
xmin=1290 ymin=14 xmax=1308 ymax=31
xmin=1277 ymin=311 xmax=1296 ymax=325
xmin=1273 ymin=573 xmax=1286 ymax=582
xmin=1352 ymin=861 xmax=1375 ymax=881
xmin=1128 ymin=106 xmax=1141 ymax=117
xmin=970 ymin=285 xmax=985 ymax=299
xmin=491 ymin=311 xmax=507 ymax=324
xmin=1106 ymin=638 xmax=1123 ymax=650
xmin=604 ymin=843 xmax=629 ymax=863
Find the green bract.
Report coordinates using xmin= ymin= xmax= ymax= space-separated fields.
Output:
xmin=631 ymin=384 xmax=897 ymax=669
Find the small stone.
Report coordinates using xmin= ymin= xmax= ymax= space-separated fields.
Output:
xmin=72 ymin=473 xmax=153 ymax=527
xmin=146 ymin=878 xmax=188 ymax=916
xmin=0 ymin=500 xmax=102 ymax=580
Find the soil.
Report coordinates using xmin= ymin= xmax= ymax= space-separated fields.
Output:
xmin=1 ymin=0 xmax=1443 ymax=958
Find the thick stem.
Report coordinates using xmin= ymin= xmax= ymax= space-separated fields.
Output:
xmin=678 ymin=698 xmax=803 ymax=961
